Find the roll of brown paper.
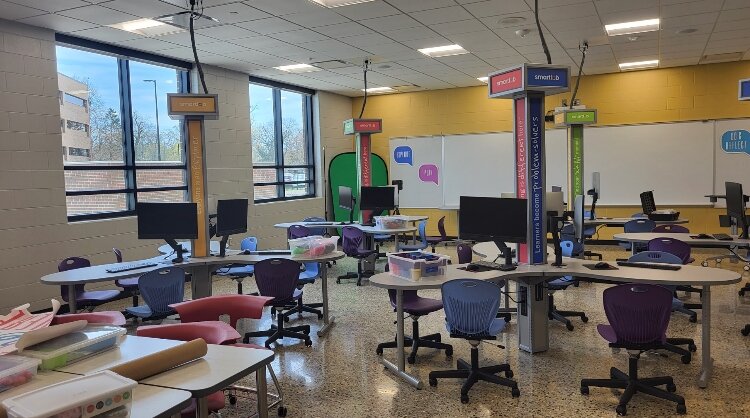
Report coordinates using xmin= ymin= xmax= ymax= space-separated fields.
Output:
xmin=109 ymin=338 xmax=207 ymax=381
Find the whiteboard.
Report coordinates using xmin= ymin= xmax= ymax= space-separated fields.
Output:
xmin=389 ymin=136 xmax=443 ymax=208
xmin=714 ymin=119 xmax=750 ymax=207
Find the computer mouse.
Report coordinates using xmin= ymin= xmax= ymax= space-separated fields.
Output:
xmin=465 ymin=264 xmax=479 ymax=272
xmin=595 ymin=261 xmax=611 ymax=269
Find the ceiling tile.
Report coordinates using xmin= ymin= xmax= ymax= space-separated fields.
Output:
xmin=661 ymin=0 xmax=723 ymax=18
xmin=7 ymin=0 xmax=88 ymax=13
xmin=401 ymin=36 xmax=452 ymax=50
xmin=0 ymin=0 xmax=45 ymax=19
xmin=201 ymin=3 xmax=272 ymax=24
xmin=461 ymin=0 xmax=530 ymax=18
xmin=359 ymin=13 xmax=420 ymax=31
xmin=717 ymin=7 xmax=750 ymax=23
xmin=430 ymin=19 xmax=487 ymax=36
xmin=103 ymin=0 xmax=185 ymax=18
xmin=245 ymin=0 xmax=322 ymax=16
xmin=409 ymin=6 xmax=474 ymax=25
xmin=116 ymin=36 xmax=181 ymax=52
xmin=59 ymin=4 xmax=139 ymax=25
xmin=661 ymin=12 xmax=718 ymax=29
xmin=18 ymin=13 xmax=98 ymax=32
xmin=66 ymin=26 xmax=142 ymax=43
xmin=333 ymin=0 xmax=401 ymax=20
xmin=282 ymin=9 xmax=350 ymax=28
xmin=382 ymin=26 xmax=436 ymax=42
xmin=313 ymin=21 xmax=373 ymax=38
xmin=539 ymin=2 xmax=598 ymax=21
xmin=195 ymin=24 xmax=258 ymax=40
xmin=339 ymin=32 xmax=393 ymax=47
xmin=269 ymin=28 xmax=330 ymax=43
xmin=296 ymin=39 xmax=369 ymax=60
xmin=235 ymin=17 xmax=303 ymax=35
xmin=383 ymin=0 xmax=456 ymax=13
xmin=594 ymin=0 xmax=659 ymax=14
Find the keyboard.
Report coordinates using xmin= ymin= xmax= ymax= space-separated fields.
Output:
xmin=106 ymin=262 xmax=157 ymax=273
xmin=712 ymin=233 xmax=733 ymax=241
xmin=306 ymin=222 xmax=334 ymax=225
xmin=616 ymin=261 xmax=681 ymax=271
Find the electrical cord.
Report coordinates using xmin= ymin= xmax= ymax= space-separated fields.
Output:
xmin=480 ymin=340 xmax=506 ymax=350
xmin=358 ymin=59 xmax=370 ymax=118
xmin=189 ymin=0 xmax=209 ymax=94
xmin=534 ymin=0 xmax=552 ymax=65
xmin=569 ymin=41 xmax=588 ymax=109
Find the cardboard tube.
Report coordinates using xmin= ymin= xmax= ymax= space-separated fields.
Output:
xmin=109 ymin=338 xmax=207 ymax=381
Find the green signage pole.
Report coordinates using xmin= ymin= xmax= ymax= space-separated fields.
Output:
xmin=554 ymin=109 xmax=597 ymax=211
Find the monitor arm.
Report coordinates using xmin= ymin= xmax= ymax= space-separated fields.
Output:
xmin=586 ymin=189 xmax=598 ymax=220
xmin=165 ymin=239 xmax=185 ymax=264
xmin=493 ymin=241 xmax=516 ymax=271
xmin=548 ymin=213 xmax=565 ymax=267
xmin=218 ymin=235 xmax=229 ymax=258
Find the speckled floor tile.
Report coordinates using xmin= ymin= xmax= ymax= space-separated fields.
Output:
xmin=98 ymin=245 xmax=750 ymax=417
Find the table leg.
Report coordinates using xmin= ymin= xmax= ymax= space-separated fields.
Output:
xmin=190 ymin=265 xmax=213 ymax=299
xmin=317 ymin=261 xmax=336 ymax=337
xmin=698 ymin=285 xmax=713 ymax=388
xmin=196 ymin=396 xmax=208 ymax=418
xmin=67 ymin=286 xmax=77 ymax=313
xmin=256 ymin=366 xmax=269 ymax=418
xmin=380 ymin=288 xmax=423 ymax=388
xmin=631 ymin=243 xmax=637 ymax=256
xmin=395 ymin=233 xmax=401 ymax=251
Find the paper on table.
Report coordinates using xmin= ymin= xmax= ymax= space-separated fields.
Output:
xmin=0 ymin=300 xmax=61 ymax=355
xmin=15 ymin=320 xmax=87 ymax=351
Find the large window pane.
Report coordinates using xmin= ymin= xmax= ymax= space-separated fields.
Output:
xmin=129 ymin=61 xmax=184 ymax=163
xmin=64 ymin=169 xmax=126 ymax=192
xmin=250 ymin=84 xmax=276 ymax=165
xmin=138 ymin=190 xmax=187 ymax=203
xmin=56 ymin=46 xmax=123 ymax=163
xmin=280 ymin=91 xmax=307 ymax=166
xmin=136 ymin=168 xmax=186 ymax=188
xmin=66 ymin=194 xmax=127 ymax=217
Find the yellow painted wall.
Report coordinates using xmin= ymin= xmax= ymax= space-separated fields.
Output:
xmin=353 ymin=61 xmax=750 ymax=237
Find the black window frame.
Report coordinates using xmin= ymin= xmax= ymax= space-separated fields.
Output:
xmin=249 ymin=76 xmax=316 ymax=203
xmin=56 ymin=34 xmax=193 ymax=222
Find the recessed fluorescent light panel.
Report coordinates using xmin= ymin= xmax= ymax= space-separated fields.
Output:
xmin=109 ymin=19 xmax=182 ymax=36
xmin=418 ymin=44 xmax=469 ymax=58
xmin=363 ymin=87 xmax=395 ymax=93
xmin=308 ymin=0 xmax=375 ymax=7
xmin=274 ymin=64 xmax=321 ymax=73
xmin=618 ymin=60 xmax=659 ymax=71
xmin=477 ymin=76 xmax=488 ymax=83
xmin=605 ymin=19 xmax=660 ymax=36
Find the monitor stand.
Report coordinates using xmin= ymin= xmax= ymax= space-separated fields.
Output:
xmin=587 ymin=189 xmax=598 ymax=220
xmin=493 ymin=241 xmax=517 ymax=271
xmin=165 ymin=239 xmax=186 ymax=264
xmin=218 ymin=235 xmax=229 ymax=257
xmin=548 ymin=214 xmax=565 ymax=267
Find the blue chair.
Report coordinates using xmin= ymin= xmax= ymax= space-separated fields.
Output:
xmin=302 ymin=216 xmax=328 ymax=236
xmin=548 ymin=241 xmax=588 ymax=331
xmin=125 ymin=267 xmax=185 ymax=321
xmin=428 ymin=279 xmax=519 ymax=403
xmin=215 ymin=237 xmax=257 ymax=294
xmin=580 ymin=284 xmax=686 ymax=416
xmin=400 ymin=220 xmax=428 ymax=251
xmin=620 ymin=218 xmax=657 ymax=252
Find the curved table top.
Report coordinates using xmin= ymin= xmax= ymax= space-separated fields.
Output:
xmin=157 ymin=241 xmax=221 ymax=255
xmin=584 ymin=217 xmax=688 ymax=226
xmin=613 ymin=232 xmax=750 ymax=248
xmin=274 ymin=221 xmax=416 ymax=235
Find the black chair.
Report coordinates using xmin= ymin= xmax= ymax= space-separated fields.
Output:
xmin=547 ymin=241 xmax=588 ymax=331
xmin=337 ymin=226 xmax=377 ymax=286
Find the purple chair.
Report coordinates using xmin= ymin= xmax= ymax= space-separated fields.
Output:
xmin=580 ymin=284 xmax=686 ymax=416
xmin=428 ymin=279 xmax=519 ymax=403
xmin=288 ymin=224 xmax=311 ymax=240
xmin=647 ymin=237 xmax=694 ymax=264
xmin=112 ymin=248 xmax=140 ymax=307
xmin=376 ymin=290 xmax=453 ymax=364
xmin=457 ymin=243 xmax=472 ymax=264
xmin=426 ymin=216 xmax=455 ymax=252
xmin=243 ymin=258 xmax=312 ymax=348
xmin=302 ymin=216 xmax=328 ymax=236
xmin=58 ymin=257 xmax=121 ymax=313
xmin=652 ymin=224 xmax=689 ymax=233
xmin=337 ymin=226 xmax=377 ymax=286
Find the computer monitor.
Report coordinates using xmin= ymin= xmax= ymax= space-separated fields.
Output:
xmin=459 ymin=196 xmax=527 ymax=269
xmin=216 ymin=199 xmax=248 ymax=257
xmin=640 ymin=190 xmax=657 ymax=215
xmin=360 ymin=185 xmax=396 ymax=209
xmin=546 ymin=191 xmax=565 ymax=217
xmin=137 ymin=202 xmax=198 ymax=263
xmin=726 ymin=181 xmax=749 ymax=239
xmin=338 ymin=185 xmax=355 ymax=224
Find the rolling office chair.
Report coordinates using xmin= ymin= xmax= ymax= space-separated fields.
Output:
xmin=400 ymin=220 xmax=429 ymax=251
xmin=125 ymin=267 xmax=185 ymax=321
xmin=652 ymin=224 xmax=690 ymax=233
xmin=428 ymin=279 xmax=519 ymax=403
xmin=112 ymin=248 xmax=141 ymax=307
xmin=58 ymin=257 xmax=121 ymax=313
xmin=337 ymin=226 xmax=377 ymax=286
xmin=627 ymin=251 xmax=698 ymax=363
xmin=376 ymin=289 xmax=453 ymax=364
xmin=548 ymin=241 xmax=588 ymax=331
xmin=647 ymin=237 xmax=702 ymax=313
xmin=286 ymin=225 xmax=324 ymax=320
xmin=456 ymin=243 xmax=472 ymax=264
xmin=244 ymin=259 xmax=312 ymax=348
xmin=580 ymin=284 xmax=687 ymax=416
xmin=560 ymin=224 xmax=602 ymax=260
xmin=620 ymin=219 xmax=657 ymax=252
xmin=215 ymin=237 xmax=258 ymax=294
xmin=426 ymin=216 xmax=454 ymax=252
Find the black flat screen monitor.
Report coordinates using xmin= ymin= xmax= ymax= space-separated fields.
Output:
xmin=359 ymin=186 xmax=396 ymax=211
xmin=338 ymin=186 xmax=353 ymax=210
xmin=726 ymin=181 xmax=749 ymax=238
xmin=137 ymin=202 xmax=198 ymax=240
xmin=216 ymin=199 xmax=248 ymax=236
xmin=459 ymin=196 xmax=527 ymax=244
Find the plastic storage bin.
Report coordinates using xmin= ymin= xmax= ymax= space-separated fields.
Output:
xmin=18 ymin=326 xmax=125 ymax=371
xmin=2 ymin=370 xmax=136 ymax=418
xmin=288 ymin=235 xmax=339 ymax=257
xmin=374 ymin=216 xmax=408 ymax=230
xmin=388 ymin=251 xmax=449 ymax=281
xmin=0 ymin=356 xmax=40 ymax=393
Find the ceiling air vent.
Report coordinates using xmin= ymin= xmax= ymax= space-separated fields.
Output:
xmin=699 ymin=52 xmax=743 ymax=64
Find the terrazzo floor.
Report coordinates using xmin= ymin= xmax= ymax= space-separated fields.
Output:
xmin=97 ymin=244 xmax=750 ymax=418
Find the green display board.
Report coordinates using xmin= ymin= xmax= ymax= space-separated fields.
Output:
xmin=328 ymin=152 xmax=388 ymax=222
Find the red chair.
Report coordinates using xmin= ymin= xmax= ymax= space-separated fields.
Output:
xmin=51 ymin=311 xmax=126 ymax=326
xmin=169 ymin=294 xmax=286 ymax=416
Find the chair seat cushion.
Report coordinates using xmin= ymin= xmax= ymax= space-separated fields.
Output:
xmin=672 ymin=297 xmax=684 ymax=310
xmin=374 ymin=234 xmax=392 ymax=240
xmin=548 ymin=276 xmax=575 ymax=289
xmin=597 ymin=324 xmax=667 ymax=346
xmin=426 ymin=236 xmax=443 ymax=244
xmin=115 ymin=278 xmax=139 ymax=288
xmin=298 ymin=273 xmax=316 ymax=284
xmin=78 ymin=290 xmax=121 ymax=304
xmin=597 ymin=324 xmax=617 ymax=343
xmin=271 ymin=288 xmax=303 ymax=306
xmin=394 ymin=297 xmax=443 ymax=315
xmin=125 ymin=305 xmax=153 ymax=318
xmin=181 ymin=391 xmax=225 ymax=417
xmin=354 ymin=249 xmax=377 ymax=258
xmin=446 ymin=318 xmax=506 ymax=337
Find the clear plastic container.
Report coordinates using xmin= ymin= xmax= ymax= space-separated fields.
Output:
xmin=18 ymin=326 xmax=125 ymax=371
xmin=374 ymin=216 xmax=408 ymax=230
xmin=388 ymin=251 xmax=449 ymax=281
xmin=2 ymin=370 xmax=135 ymax=418
xmin=288 ymin=235 xmax=339 ymax=257
xmin=0 ymin=356 xmax=40 ymax=393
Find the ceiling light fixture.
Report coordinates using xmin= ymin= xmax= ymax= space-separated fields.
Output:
xmin=109 ymin=18 xmax=182 ymax=36
xmin=477 ymin=76 xmax=488 ymax=83
xmin=274 ymin=64 xmax=321 ymax=73
xmin=676 ymin=28 xmax=698 ymax=34
xmin=363 ymin=87 xmax=395 ymax=93
xmin=605 ymin=18 xmax=660 ymax=36
xmin=417 ymin=44 xmax=469 ymax=58
xmin=308 ymin=0 xmax=375 ymax=7
xmin=618 ymin=59 xmax=659 ymax=71
xmin=499 ymin=16 xmax=526 ymax=25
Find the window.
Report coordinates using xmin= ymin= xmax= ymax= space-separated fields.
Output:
xmin=250 ymin=82 xmax=315 ymax=202
xmin=56 ymin=36 xmax=191 ymax=221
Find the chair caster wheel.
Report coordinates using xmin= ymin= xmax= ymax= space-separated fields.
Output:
xmin=336 ymin=279 xmax=341 ymax=284
xmin=278 ymin=406 xmax=288 ymax=417
xmin=228 ymin=395 xmax=237 ymax=405
xmin=688 ymin=343 xmax=697 ymax=352
xmin=505 ymin=370 xmax=514 ymax=378
xmin=407 ymin=355 xmax=416 ymax=364
xmin=615 ymin=404 xmax=627 ymax=416
xmin=581 ymin=316 xmax=589 ymax=323
xmin=739 ymin=289 xmax=745 ymax=296
xmin=303 ymin=328 xmax=310 ymax=335
xmin=566 ymin=323 xmax=574 ymax=331
xmin=689 ymin=315 xmax=697 ymax=323
xmin=681 ymin=353 xmax=691 ymax=364
xmin=580 ymin=385 xmax=589 ymax=395
xmin=460 ymin=394 xmax=469 ymax=404
xmin=511 ymin=387 xmax=520 ymax=398
xmin=445 ymin=347 xmax=453 ymax=357
xmin=434 ymin=334 xmax=441 ymax=342
xmin=503 ymin=314 xmax=511 ymax=322
xmin=741 ymin=327 xmax=750 ymax=336
xmin=701 ymin=261 xmax=708 ymax=267
xmin=375 ymin=347 xmax=384 ymax=355
xmin=304 ymin=339 xmax=312 ymax=347
xmin=667 ymin=382 xmax=677 ymax=392
xmin=317 ymin=313 xmax=324 ymax=320
xmin=429 ymin=377 xmax=437 ymax=387
xmin=676 ymin=404 xmax=687 ymax=415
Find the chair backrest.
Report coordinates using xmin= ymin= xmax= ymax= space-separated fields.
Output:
xmin=341 ymin=226 xmax=365 ymax=256
xmin=457 ymin=243 xmax=472 ymax=264
xmin=602 ymin=284 xmax=672 ymax=345
xmin=58 ymin=257 xmax=91 ymax=301
xmin=112 ymin=248 xmax=123 ymax=263
xmin=136 ymin=322 xmax=240 ymax=345
xmin=416 ymin=220 xmax=427 ymax=245
xmin=437 ymin=216 xmax=447 ymax=240
xmin=560 ymin=241 xmax=575 ymax=257
xmin=138 ymin=267 xmax=186 ymax=316
xmin=624 ymin=219 xmax=656 ymax=233
xmin=631 ymin=212 xmax=646 ymax=218
xmin=441 ymin=279 xmax=501 ymax=336
xmin=239 ymin=237 xmax=258 ymax=251
xmin=301 ymin=261 xmax=319 ymax=278
xmin=647 ymin=237 xmax=691 ymax=264
xmin=628 ymin=250 xmax=682 ymax=265
xmin=303 ymin=216 xmax=327 ymax=236
xmin=652 ymin=224 xmax=689 ymax=233
xmin=288 ymin=224 xmax=312 ymax=240
xmin=170 ymin=294 xmax=273 ymax=328
xmin=253 ymin=258 xmax=302 ymax=301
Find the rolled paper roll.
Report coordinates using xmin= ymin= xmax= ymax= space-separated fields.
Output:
xmin=109 ymin=338 xmax=207 ymax=381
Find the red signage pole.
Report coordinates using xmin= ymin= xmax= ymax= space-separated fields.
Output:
xmin=344 ymin=118 xmax=382 ymax=222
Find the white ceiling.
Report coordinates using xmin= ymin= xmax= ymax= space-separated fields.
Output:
xmin=3 ymin=0 xmax=750 ymax=96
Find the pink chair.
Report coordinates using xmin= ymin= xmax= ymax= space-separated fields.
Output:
xmin=51 ymin=311 xmax=126 ymax=326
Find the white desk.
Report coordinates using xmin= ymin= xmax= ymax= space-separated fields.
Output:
xmin=0 ymin=371 xmax=192 ymax=418
xmin=58 ymin=336 xmax=274 ymax=418
xmin=613 ymin=232 xmax=750 ymax=249
xmin=584 ymin=217 xmax=689 ymax=227
xmin=157 ymin=241 xmax=222 ymax=255
xmin=369 ymin=248 xmax=740 ymax=390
